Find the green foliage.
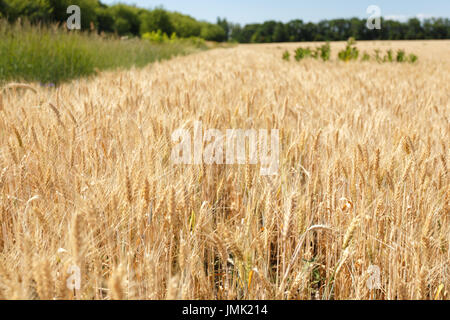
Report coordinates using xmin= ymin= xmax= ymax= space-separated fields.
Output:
xmin=0 ymin=1 xmax=228 ymax=42
xmin=217 ymin=17 xmax=230 ymax=40
xmin=168 ymin=12 xmax=201 ymax=38
xmin=95 ymin=6 xmax=114 ymax=33
xmin=284 ymin=41 xmax=418 ymax=65
xmin=273 ymin=23 xmax=288 ymax=42
xmin=108 ymin=4 xmax=140 ymax=36
xmin=0 ymin=20 xmax=91 ymax=84
xmin=361 ymin=52 xmax=370 ymax=61
xmin=140 ymin=8 xmax=174 ymax=36
xmin=379 ymin=49 xmax=418 ymax=63
xmin=396 ymin=50 xmax=406 ymax=62
xmin=0 ymin=19 xmax=205 ymax=84
xmin=200 ymin=23 xmax=227 ymax=42
xmin=338 ymin=37 xmax=359 ymax=62
xmin=374 ymin=49 xmax=382 ymax=62
xmin=141 ymin=30 xmax=206 ymax=50
xmin=294 ymin=47 xmax=312 ymax=61
xmin=48 ymin=0 xmax=99 ymax=30
xmin=384 ymin=49 xmax=394 ymax=62
xmin=1 ymin=0 xmax=52 ymax=23
xmin=230 ymin=17 xmax=449 ymax=43
xmin=142 ymin=30 xmax=172 ymax=43
xmin=318 ymin=42 xmax=331 ymax=61
xmin=408 ymin=53 xmax=418 ymax=63
xmin=292 ymin=43 xmax=329 ymax=61
xmin=1 ymin=0 xmax=101 ymax=29
xmin=1 ymin=2 xmax=447 ymax=43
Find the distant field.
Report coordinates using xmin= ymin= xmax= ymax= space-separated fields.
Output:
xmin=0 ymin=40 xmax=448 ymax=300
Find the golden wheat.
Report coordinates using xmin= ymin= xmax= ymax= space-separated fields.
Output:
xmin=0 ymin=40 xmax=448 ymax=300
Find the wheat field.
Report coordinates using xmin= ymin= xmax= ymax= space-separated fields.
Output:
xmin=0 ymin=40 xmax=448 ymax=300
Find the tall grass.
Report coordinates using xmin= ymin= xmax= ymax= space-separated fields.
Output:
xmin=0 ymin=20 xmax=206 ymax=84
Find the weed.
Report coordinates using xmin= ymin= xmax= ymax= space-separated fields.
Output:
xmin=318 ymin=42 xmax=331 ymax=61
xmin=396 ymin=50 xmax=406 ymax=62
xmin=294 ymin=47 xmax=312 ymax=61
xmin=338 ymin=37 xmax=359 ymax=62
xmin=384 ymin=49 xmax=394 ymax=62
xmin=362 ymin=52 xmax=370 ymax=61
xmin=409 ymin=53 xmax=418 ymax=63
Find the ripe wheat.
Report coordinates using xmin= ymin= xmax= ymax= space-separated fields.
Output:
xmin=0 ymin=40 xmax=448 ymax=300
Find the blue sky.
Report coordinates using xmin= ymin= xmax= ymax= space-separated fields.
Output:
xmin=101 ymin=0 xmax=450 ymax=24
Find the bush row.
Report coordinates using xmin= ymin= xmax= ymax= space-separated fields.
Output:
xmin=282 ymin=38 xmax=418 ymax=63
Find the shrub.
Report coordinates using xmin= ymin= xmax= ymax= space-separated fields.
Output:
xmin=408 ymin=53 xmax=418 ymax=63
xmin=294 ymin=47 xmax=312 ymax=61
xmin=142 ymin=30 xmax=171 ymax=43
xmin=374 ymin=49 xmax=382 ymax=62
xmin=362 ymin=52 xmax=370 ymax=61
xmin=318 ymin=42 xmax=331 ymax=61
xmin=396 ymin=50 xmax=406 ymax=62
xmin=186 ymin=36 xmax=206 ymax=48
xmin=384 ymin=49 xmax=394 ymax=62
xmin=285 ymin=40 xmax=419 ymax=65
xmin=338 ymin=37 xmax=359 ymax=62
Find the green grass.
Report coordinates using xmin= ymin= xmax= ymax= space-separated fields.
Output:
xmin=0 ymin=20 xmax=207 ymax=85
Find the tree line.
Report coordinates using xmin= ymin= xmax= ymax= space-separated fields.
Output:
xmin=0 ymin=0 xmax=228 ymax=41
xmin=228 ymin=17 xmax=450 ymax=43
xmin=1 ymin=0 xmax=449 ymax=42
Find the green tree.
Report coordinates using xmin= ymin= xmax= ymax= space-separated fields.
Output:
xmin=140 ymin=8 xmax=174 ymax=36
xmin=273 ymin=23 xmax=288 ymax=42
xmin=229 ymin=23 xmax=245 ymax=42
xmin=2 ymin=0 xmax=52 ymax=23
xmin=169 ymin=12 xmax=202 ymax=37
xmin=108 ymin=4 xmax=139 ymax=36
xmin=303 ymin=22 xmax=318 ymax=41
xmin=96 ymin=4 xmax=114 ymax=33
xmin=48 ymin=0 xmax=99 ymax=30
xmin=406 ymin=18 xmax=423 ymax=39
xmin=200 ymin=23 xmax=226 ymax=41
xmin=286 ymin=19 xmax=304 ymax=41
xmin=217 ymin=17 xmax=230 ymax=40
xmin=424 ymin=18 xmax=448 ymax=39
xmin=1 ymin=0 xmax=449 ymax=42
